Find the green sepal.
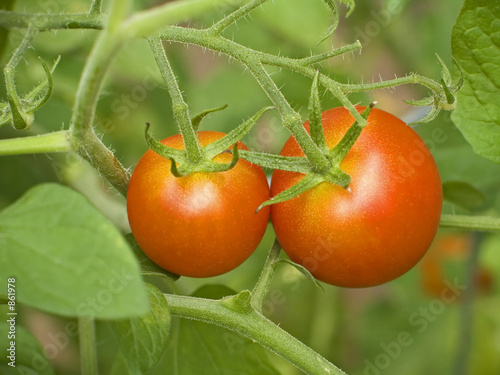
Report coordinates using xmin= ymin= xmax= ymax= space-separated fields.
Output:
xmin=238 ymin=150 xmax=312 ymax=173
xmin=308 ymin=69 xmax=328 ymax=152
xmin=169 ymin=157 xmax=184 ymax=177
xmin=144 ymin=122 xmax=185 ymax=160
xmin=329 ymin=103 xmax=373 ymax=163
xmin=25 ymin=56 xmax=60 ymax=112
xmin=258 ymin=174 xmax=323 ymax=211
xmin=436 ymin=53 xmax=452 ymax=85
xmin=277 ymin=259 xmax=324 ymax=291
xmin=441 ymin=78 xmax=456 ymax=106
xmin=203 ymin=106 xmax=274 ymax=159
xmin=323 ymin=165 xmax=351 ymax=188
xmin=191 ymin=103 xmax=228 ymax=131
xmin=205 ymin=143 xmax=240 ymax=173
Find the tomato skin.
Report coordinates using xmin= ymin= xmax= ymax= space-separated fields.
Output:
xmin=270 ymin=107 xmax=442 ymax=287
xmin=127 ymin=131 xmax=270 ymax=278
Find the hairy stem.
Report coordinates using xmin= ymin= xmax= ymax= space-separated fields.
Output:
xmin=165 ymin=293 xmax=347 ymax=375
xmin=149 ymin=36 xmax=203 ymax=164
xmin=251 ymin=238 xmax=282 ymax=312
xmin=0 ymin=131 xmax=71 ymax=155
xmin=440 ymin=214 xmax=500 ymax=233
xmin=69 ymin=25 xmax=130 ymax=195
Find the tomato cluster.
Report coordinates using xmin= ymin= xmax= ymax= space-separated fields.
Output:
xmin=127 ymin=107 xmax=442 ymax=287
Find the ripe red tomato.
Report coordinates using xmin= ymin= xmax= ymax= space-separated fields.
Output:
xmin=127 ymin=131 xmax=270 ymax=278
xmin=270 ymin=106 xmax=442 ymax=287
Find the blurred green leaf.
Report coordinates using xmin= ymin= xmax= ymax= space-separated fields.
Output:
xmin=442 ymin=181 xmax=486 ymax=211
xmin=0 ymin=306 xmax=55 ymax=375
xmin=451 ymin=0 xmax=500 ymax=164
xmin=109 ymin=284 xmax=171 ymax=375
xmin=163 ymin=285 xmax=280 ymax=375
xmin=0 ymin=183 xmax=148 ymax=319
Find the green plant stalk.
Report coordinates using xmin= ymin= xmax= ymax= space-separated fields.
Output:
xmin=69 ymin=26 xmax=130 ymax=196
xmin=440 ymin=214 xmax=500 ymax=233
xmin=121 ymin=0 xmax=252 ymax=39
xmin=165 ymin=293 xmax=347 ymax=375
xmin=0 ymin=11 xmax=103 ymax=31
xmin=79 ymin=317 xmax=98 ymax=375
xmin=148 ymin=37 xmax=203 ymax=164
xmin=0 ymin=131 xmax=71 ymax=155
xmin=209 ymin=0 xmax=269 ymax=34
xmin=243 ymin=59 xmax=332 ymax=173
xmin=250 ymin=238 xmax=282 ymax=312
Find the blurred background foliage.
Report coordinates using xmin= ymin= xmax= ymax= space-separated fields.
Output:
xmin=1 ymin=0 xmax=500 ymax=374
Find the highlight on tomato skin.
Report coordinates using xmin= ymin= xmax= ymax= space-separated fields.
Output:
xmin=270 ymin=106 xmax=443 ymax=288
xmin=126 ymin=131 xmax=271 ymax=278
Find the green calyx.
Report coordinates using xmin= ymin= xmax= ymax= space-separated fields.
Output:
xmin=256 ymin=73 xmax=376 ymax=210
xmin=145 ymin=106 xmax=274 ymax=177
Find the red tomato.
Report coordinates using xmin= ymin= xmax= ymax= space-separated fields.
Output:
xmin=127 ymin=131 xmax=270 ymax=278
xmin=270 ymin=106 xmax=442 ymax=287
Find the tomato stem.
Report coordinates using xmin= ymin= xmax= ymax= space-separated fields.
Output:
xmin=308 ymin=69 xmax=329 ymax=153
xmin=149 ymin=36 xmax=204 ymax=165
xmin=164 ymin=293 xmax=348 ymax=375
xmin=250 ymin=238 xmax=282 ymax=312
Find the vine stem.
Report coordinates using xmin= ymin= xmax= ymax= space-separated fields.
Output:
xmin=0 ymin=130 xmax=71 ymax=155
xmin=250 ymin=238 xmax=282 ymax=312
xmin=68 ymin=26 xmax=130 ymax=196
xmin=78 ymin=317 xmax=98 ymax=375
xmin=164 ymin=293 xmax=347 ymax=375
xmin=440 ymin=214 xmax=500 ymax=232
xmin=148 ymin=36 xmax=203 ymax=164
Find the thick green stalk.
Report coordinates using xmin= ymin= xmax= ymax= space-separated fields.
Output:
xmin=121 ymin=0 xmax=252 ymax=39
xmin=165 ymin=293 xmax=347 ymax=375
xmin=0 ymin=11 xmax=103 ymax=31
xmin=0 ymin=131 xmax=71 ymax=155
xmin=69 ymin=26 xmax=130 ymax=195
xmin=148 ymin=37 xmax=203 ymax=164
xmin=250 ymin=239 xmax=282 ymax=312
xmin=440 ymin=214 xmax=500 ymax=233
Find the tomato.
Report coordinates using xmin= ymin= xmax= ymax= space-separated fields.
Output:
xmin=270 ymin=106 xmax=442 ymax=287
xmin=127 ymin=131 xmax=270 ymax=278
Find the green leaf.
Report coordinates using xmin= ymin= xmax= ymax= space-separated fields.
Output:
xmin=451 ymin=0 xmax=500 ymax=164
xmin=0 ymin=306 xmax=55 ymax=375
xmin=163 ymin=286 xmax=280 ymax=375
xmin=442 ymin=181 xmax=486 ymax=211
xmin=109 ymin=284 xmax=171 ymax=375
xmin=278 ymin=259 xmax=324 ymax=291
xmin=0 ymin=183 xmax=149 ymax=319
